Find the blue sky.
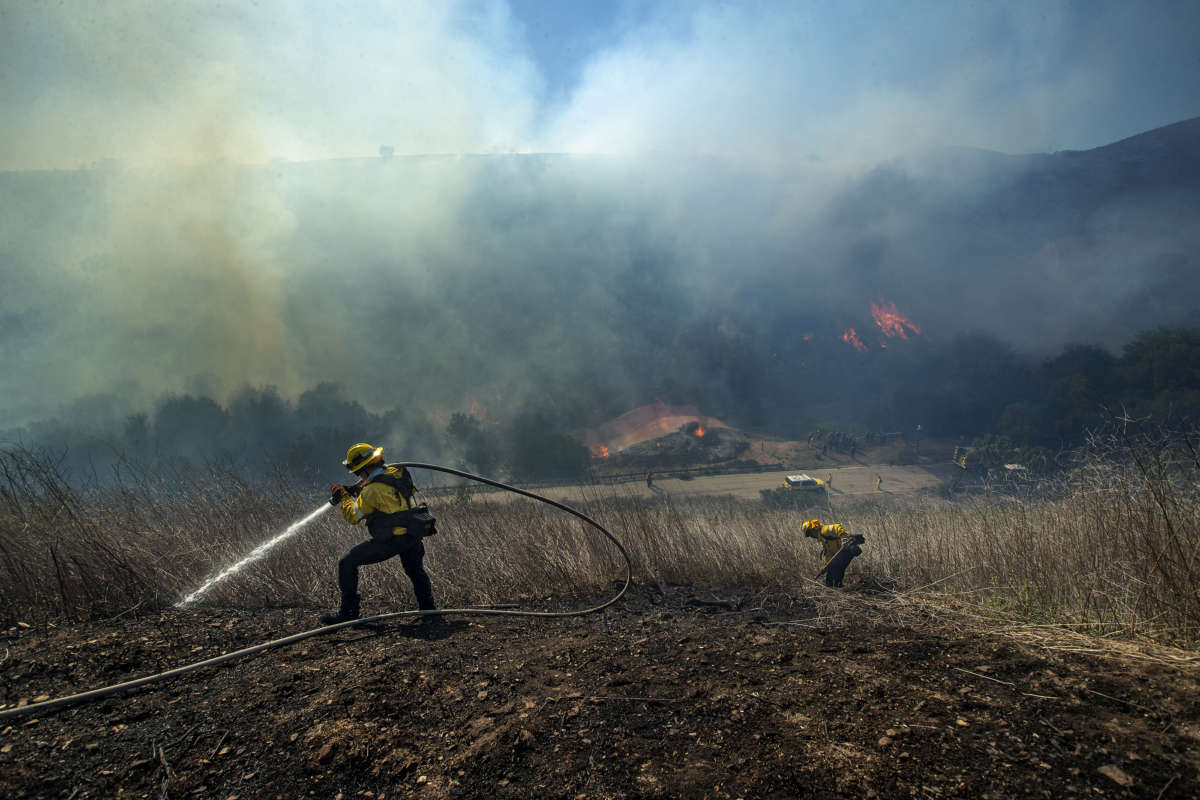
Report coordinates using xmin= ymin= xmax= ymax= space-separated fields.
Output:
xmin=507 ymin=0 xmax=644 ymax=103
xmin=1 ymin=0 xmax=1198 ymax=169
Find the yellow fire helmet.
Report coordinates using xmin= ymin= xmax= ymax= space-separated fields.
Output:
xmin=802 ymin=519 xmax=822 ymax=536
xmin=343 ymin=443 xmax=384 ymax=473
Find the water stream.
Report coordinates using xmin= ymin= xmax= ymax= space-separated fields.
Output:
xmin=176 ymin=503 xmax=332 ymax=608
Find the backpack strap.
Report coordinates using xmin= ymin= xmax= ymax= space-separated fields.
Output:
xmin=368 ymin=465 xmax=416 ymax=504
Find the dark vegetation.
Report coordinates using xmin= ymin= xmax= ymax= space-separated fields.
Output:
xmin=759 ymin=486 xmax=827 ymax=512
xmin=4 ymin=326 xmax=1198 ymax=485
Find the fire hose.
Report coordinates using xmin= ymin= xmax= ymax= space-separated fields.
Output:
xmin=0 ymin=463 xmax=632 ymax=721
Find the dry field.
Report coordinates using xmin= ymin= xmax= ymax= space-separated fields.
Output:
xmin=1 ymin=432 xmax=1198 ymax=797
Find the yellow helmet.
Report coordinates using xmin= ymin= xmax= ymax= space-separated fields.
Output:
xmin=802 ymin=519 xmax=822 ymax=536
xmin=343 ymin=443 xmax=383 ymax=473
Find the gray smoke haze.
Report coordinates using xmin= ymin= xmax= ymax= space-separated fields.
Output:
xmin=1 ymin=0 xmax=1199 ymax=434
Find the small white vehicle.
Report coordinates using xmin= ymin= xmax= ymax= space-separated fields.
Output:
xmin=784 ymin=473 xmax=826 ymax=494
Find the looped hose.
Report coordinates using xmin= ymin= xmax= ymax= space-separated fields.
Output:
xmin=0 ymin=463 xmax=631 ymax=721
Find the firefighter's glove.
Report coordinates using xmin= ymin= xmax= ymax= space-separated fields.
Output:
xmin=329 ymin=484 xmax=350 ymax=506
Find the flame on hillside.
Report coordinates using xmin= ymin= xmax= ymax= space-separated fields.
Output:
xmin=694 ymin=425 xmax=706 ymax=437
xmin=871 ymin=298 xmax=921 ymax=339
xmin=842 ymin=327 xmax=867 ymax=352
xmin=592 ymin=444 xmax=610 ymax=458
xmin=468 ymin=397 xmax=501 ymax=425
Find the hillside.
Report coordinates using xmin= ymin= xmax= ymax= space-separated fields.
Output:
xmin=2 ymin=118 xmax=1199 ymax=434
xmin=3 ymin=586 xmax=1198 ymax=798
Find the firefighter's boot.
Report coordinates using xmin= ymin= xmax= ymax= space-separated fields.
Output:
xmin=321 ymin=594 xmax=360 ymax=625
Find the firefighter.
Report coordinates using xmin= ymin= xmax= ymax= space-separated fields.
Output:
xmin=802 ymin=518 xmax=864 ymax=588
xmin=322 ymin=443 xmax=436 ymax=624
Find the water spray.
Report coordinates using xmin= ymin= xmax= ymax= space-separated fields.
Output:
xmin=176 ymin=503 xmax=332 ymax=608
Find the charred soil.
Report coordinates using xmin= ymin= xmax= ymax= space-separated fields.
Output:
xmin=2 ymin=585 xmax=1198 ymax=799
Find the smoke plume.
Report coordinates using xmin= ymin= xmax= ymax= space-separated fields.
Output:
xmin=1 ymin=0 xmax=1198 ymax=442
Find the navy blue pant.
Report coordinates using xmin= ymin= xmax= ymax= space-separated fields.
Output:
xmin=823 ymin=543 xmax=862 ymax=587
xmin=337 ymin=534 xmax=435 ymax=610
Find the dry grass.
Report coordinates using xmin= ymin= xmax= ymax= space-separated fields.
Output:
xmin=847 ymin=429 xmax=1200 ymax=645
xmin=1 ymin=427 xmax=1197 ymax=649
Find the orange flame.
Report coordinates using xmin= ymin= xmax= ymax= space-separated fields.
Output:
xmin=694 ymin=425 xmax=706 ymax=437
xmin=842 ymin=327 xmax=868 ymax=352
xmin=468 ymin=397 xmax=502 ymax=424
xmin=592 ymin=444 xmax=610 ymax=458
xmin=871 ymin=298 xmax=921 ymax=339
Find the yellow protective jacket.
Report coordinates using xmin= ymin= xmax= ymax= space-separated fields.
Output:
xmin=816 ymin=523 xmax=850 ymax=563
xmin=339 ymin=465 xmax=412 ymax=537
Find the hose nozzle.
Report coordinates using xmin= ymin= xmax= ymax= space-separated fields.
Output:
xmin=329 ymin=480 xmax=366 ymax=505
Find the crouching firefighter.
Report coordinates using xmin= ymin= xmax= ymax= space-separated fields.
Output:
xmin=322 ymin=443 xmax=439 ymax=625
xmin=801 ymin=519 xmax=865 ymax=588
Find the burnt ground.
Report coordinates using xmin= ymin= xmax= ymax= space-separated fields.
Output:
xmin=2 ymin=585 xmax=1198 ymax=799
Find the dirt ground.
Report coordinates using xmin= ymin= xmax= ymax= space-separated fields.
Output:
xmin=499 ymin=445 xmax=953 ymax=506
xmin=486 ymin=463 xmax=944 ymax=507
xmin=2 ymin=585 xmax=1198 ymax=799
xmin=642 ymin=463 xmax=947 ymax=502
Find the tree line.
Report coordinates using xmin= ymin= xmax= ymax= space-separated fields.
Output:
xmin=4 ymin=328 xmax=1197 ymax=487
xmin=2 ymin=382 xmax=591 ymax=488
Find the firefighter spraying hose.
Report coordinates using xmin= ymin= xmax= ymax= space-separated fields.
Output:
xmin=320 ymin=443 xmax=440 ymax=625
xmin=0 ymin=452 xmax=632 ymax=722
